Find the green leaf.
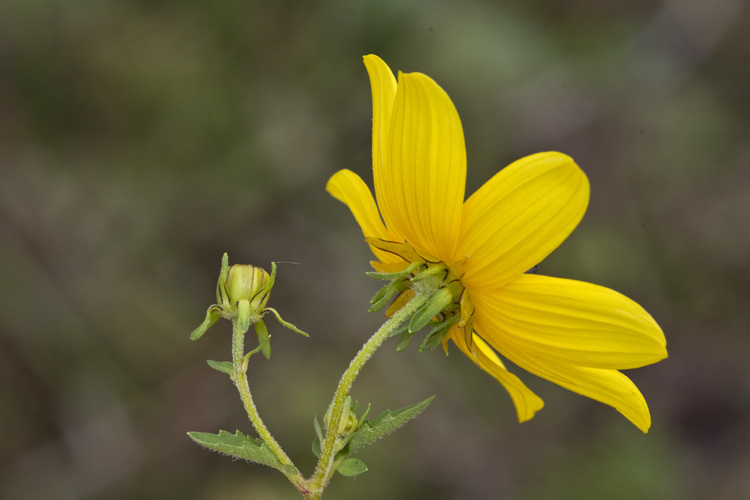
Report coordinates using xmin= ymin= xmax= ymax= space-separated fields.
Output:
xmin=348 ymin=396 xmax=435 ymax=454
xmin=187 ymin=430 xmax=283 ymax=470
xmin=336 ymin=457 xmax=368 ymax=477
xmin=311 ymin=436 xmax=321 ymax=458
xmin=313 ymin=416 xmax=324 ymax=442
xmin=311 ymin=416 xmax=324 ymax=458
xmin=206 ymin=360 xmax=234 ymax=376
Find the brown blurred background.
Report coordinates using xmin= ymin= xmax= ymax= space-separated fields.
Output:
xmin=1 ymin=0 xmax=749 ymax=499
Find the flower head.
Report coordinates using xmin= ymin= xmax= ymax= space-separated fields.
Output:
xmin=327 ymin=55 xmax=667 ymax=432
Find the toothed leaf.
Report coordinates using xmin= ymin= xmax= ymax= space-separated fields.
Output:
xmin=187 ymin=430 xmax=282 ymax=470
xmin=348 ymin=396 xmax=435 ymax=454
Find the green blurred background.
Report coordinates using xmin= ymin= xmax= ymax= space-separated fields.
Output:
xmin=2 ymin=0 xmax=749 ymax=499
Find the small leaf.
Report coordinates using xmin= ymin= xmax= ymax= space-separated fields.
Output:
xmin=187 ymin=430 xmax=282 ymax=470
xmin=311 ymin=436 xmax=321 ymax=458
xmin=313 ymin=416 xmax=324 ymax=442
xmin=336 ymin=457 xmax=368 ymax=477
xmin=206 ymin=360 xmax=234 ymax=376
xmin=348 ymin=396 xmax=435 ymax=454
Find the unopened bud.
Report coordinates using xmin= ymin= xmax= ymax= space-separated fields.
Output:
xmin=226 ymin=265 xmax=271 ymax=305
xmin=325 ymin=396 xmax=359 ymax=438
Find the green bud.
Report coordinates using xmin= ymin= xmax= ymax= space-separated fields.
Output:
xmin=226 ymin=264 xmax=271 ymax=305
xmin=190 ymin=254 xmax=308 ymax=345
xmin=324 ymin=397 xmax=359 ymax=439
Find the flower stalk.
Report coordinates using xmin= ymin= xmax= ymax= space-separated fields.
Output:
xmin=307 ymin=290 xmax=431 ymax=495
xmin=230 ymin=319 xmax=304 ymax=488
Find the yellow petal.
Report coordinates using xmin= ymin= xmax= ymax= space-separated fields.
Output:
xmin=326 ymin=169 xmax=400 ymax=263
xmin=497 ymin=343 xmax=652 ymax=432
xmin=451 ymin=329 xmax=544 ymax=422
xmin=363 ymin=55 xmax=398 ymax=239
xmin=459 ymin=152 xmax=589 ymax=291
xmin=472 ymin=274 xmax=667 ymax=370
xmin=382 ymin=71 xmax=466 ymax=261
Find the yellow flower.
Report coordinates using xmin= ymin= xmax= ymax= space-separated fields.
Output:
xmin=327 ymin=55 xmax=667 ymax=432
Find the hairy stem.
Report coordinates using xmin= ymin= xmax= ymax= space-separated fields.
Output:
xmin=306 ymin=291 xmax=431 ymax=496
xmin=231 ymin=321 xmax=305 ymax=491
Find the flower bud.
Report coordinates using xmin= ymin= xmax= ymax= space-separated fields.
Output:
xmin=226 ymin=265 xmax=271 ymax=305
xmin=324 ymin=397 xmax=359 ymax=438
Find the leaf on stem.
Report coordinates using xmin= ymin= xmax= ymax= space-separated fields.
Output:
xmin=187 ymin=430 xmax=283 ymax=470
xmin=348 ymin=396 xmax=435 ymax=454
xmin=336 ymin=457 xmax=368 ymax=477
xmin=206 ymin=360 xmax=234 ymax=376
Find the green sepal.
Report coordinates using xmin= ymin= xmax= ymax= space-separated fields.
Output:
xmin=365 ymin=261 xmax=423 ymax=281
xmin=206 ymin=360 xmax=234 ymax=376
xmin=368 ymin=280 xmax=410 ymax=313
xmin=368 ymin=280 xmax=400 ymax=311
xmin=388 ymin=323 xmax=410 ymax=338
xmin=190 ymin=305 xmax=222 ymax=340
xmin=419 ymin=314 xmax=460 ymax=352
xmin=250 ymin=261 xmax=276 ymax=313
xmin=396 ymin=329 xmax=415 ymax=351
xmin=408 ymin=287 xmax=453 ymax=333
xmin=253 ymin=320 xmax=271 ymax=359
xmin=348 ymin=396 xmax=435 ymax=455
xmin=336 ymin=457 xmax=368 ymax=477
xmin=216 ymin=253 xmax=230 ymax=306
xmin=237 ymin=300 xmax=251 ymax=333
xmin=410 ymin=263 xmax=447 ymax=283
xmin=264 ymin=307 xmax=310 ymax=337
xmin=187 ymin=430 xmax=283 ymax=470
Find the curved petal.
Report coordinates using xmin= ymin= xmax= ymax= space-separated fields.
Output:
xmin=381 ymin=71 xmax=466 ymax=261
xmin=459 ymin=152 xmax=589 ymax=290
xmin=326 ymin=169 xmax=400 ymax=263
xmin=363 ymin=55 xmax=399 ymax=239
xmin=451 ymin=328 xmax=544 ymax=423
xmin=486 ymin=335 xmax=653 ymax=432
xmin=471 ymin=274 xmax=667 ymax=370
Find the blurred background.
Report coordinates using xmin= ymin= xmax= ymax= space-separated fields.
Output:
xmin=1 ymin=0 xmax=749 ymax=498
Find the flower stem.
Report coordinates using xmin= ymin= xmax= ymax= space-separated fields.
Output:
xmin=231 ymin=321 xmax=305 ymax=491
xmin=306 ymin=291 xmax=431 ymax=496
